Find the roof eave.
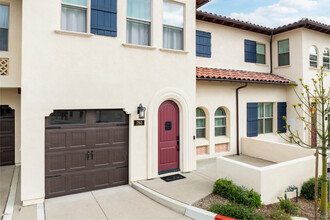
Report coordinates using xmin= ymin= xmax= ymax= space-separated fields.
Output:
xmin=196 ymin=77 xmax=294 ymax=86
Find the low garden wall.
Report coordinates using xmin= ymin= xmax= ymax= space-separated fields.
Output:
xmin=217 ymin=138 xmax=319 ymax=204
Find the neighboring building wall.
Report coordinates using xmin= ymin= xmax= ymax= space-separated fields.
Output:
xmin=196 ymin=20 xmax=271 ymax=73
xmin=0 ymin=88 xmax=21 ymax=164
xmin=20 ymin=0 xmax=196 ymax=205
xmin=0 ymin=0 xmax=22 ymax=88
xmin=196 ymin=80 xmax=288 ymax=159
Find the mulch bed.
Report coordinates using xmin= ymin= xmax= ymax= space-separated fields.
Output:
xmin=193 ymin=193 xmax=329 ymax=219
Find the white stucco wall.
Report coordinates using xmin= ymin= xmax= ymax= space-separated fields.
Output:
xmin=0 ymin=0 xmax=21 ymax=88
xmin=196 ymin=20 xmax=271 ymax=73
xmin=196 ymin=80 xmax=288 ymax=159
xmin=20 ymin=0 xmax=196 ymax=205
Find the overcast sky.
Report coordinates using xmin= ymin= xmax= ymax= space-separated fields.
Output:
xmin=199 ymin=0 xmax=330 ymax=28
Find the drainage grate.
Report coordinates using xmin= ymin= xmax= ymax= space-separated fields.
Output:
xmin=161 ymin=174 xmax=186 ymax=182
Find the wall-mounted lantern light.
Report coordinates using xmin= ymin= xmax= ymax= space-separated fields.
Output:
xmin=137 ymin=104 xmax=146 ymax=119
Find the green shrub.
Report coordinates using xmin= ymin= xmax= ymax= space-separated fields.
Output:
xmin=268 ymin=208 xmax=291 ymax=220
xmin=301 ymin=177 xmax=321 ymax=200
xmin=278 ymin=197 xmax=300 ymax=215
xmin=213 ymin=179 xmax=262 ymax=208
xmin=210 ymin=203 xmax=265 ymax=220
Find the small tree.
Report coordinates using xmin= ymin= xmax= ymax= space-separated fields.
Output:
xmin=278 ymin=66 xmax=329 ymax=219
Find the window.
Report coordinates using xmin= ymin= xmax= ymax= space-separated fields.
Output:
xmin=196 ymin=30 xmax=211 ymax=58
xmin=50 ymin=110 xmax=86 ymax=125
xmin=278 ymin=39 xmax=290 ymax=66
xmin=127 ymin=0 xmax=151 ymax=46
xmin=196 ymin=108 xmax=206 ymax=138
xmin=244 ymin=40 xmax=265 ymax=64
xmin=309 ymin=46 xmax=318 ymax=68
xmin=163 ymin=1 xmax=184 ymax=50
xmin=323 ymin=49 xmax=330 ymax=70
xmin=258 ymin=103 xmax=273 ymax=134
xmin=257 ymin=43 xmax=265 ymax=64
xmin=215 ymin=107 xmax=226 ymax=136
xmin=96 ymin=110 xmax=128 ymax=123
xmin=0 ymin=5 xmax=9 ymax=51
xmin=61 ymin=0 xmax=87 ymax=33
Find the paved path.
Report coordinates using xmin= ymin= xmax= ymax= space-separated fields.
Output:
xmin=0 ymin=165 xmax=14 ymax=215
xmin=45 ymin=186 xmax=190 ymax=220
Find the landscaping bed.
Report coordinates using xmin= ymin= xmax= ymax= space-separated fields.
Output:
xmin=193 ymin=193 xmax=328 ymax=219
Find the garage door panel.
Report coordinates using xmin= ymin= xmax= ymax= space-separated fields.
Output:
xmin=0 ymin=150 xmax=14 ymax=165
xmin=0 ymin=134 xmax=14 ymax=150
xmin=45 ymin=109 xmax=129 ymax=198
xmin=0 ymin=119 xmax=14 ymax=134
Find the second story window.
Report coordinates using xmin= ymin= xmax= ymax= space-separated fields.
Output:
xmin=323 ymin=49 xmax=329 ymax=70
xmin=309 ymin=46 xmax=318 ymax=68
xmin=278 ymin=39 xmax=290 ymax=66
xmin=61 ymin=0 xmax=87 ymax=33
xmin=163 ymin=1 xmax=184 ymax=50
xmin=0 ymin=5 xmax=9 ymax=51
xmin=127 ymin=0 xmax=151 ymax=46
xmin=256 ymin=43 xmax=265 ymax=64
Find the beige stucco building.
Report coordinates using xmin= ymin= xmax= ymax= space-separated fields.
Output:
xmin=0 ymin=0 xmax=329 ymax=205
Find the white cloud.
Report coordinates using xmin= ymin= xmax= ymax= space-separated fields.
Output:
xmin=228 ymin=0 xmax=325 ymax=28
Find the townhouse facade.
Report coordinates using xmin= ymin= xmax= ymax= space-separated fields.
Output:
xmin=0 ymin=0 xmax=329 ymax=206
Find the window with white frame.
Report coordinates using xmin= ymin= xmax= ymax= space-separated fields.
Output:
xmin=61 ymin=0 xmax=87 ymax=33
xmin=323 ymin=49 xmax=330 ymax=70
xmin=258 ymin=103 xmax=273 ymax=134
xmin=215 ymin=107 xmax=226 ymax=136
xmin=163 ymin=1 xmax=184 ymax=50
xmin=127 ymin=0 xmax=151 ymax=46
xmin=256 ymin=43 xmax=265 ymax=64
xmin=0 ymin=5 xmax=9 ymax=51
xmin=278 ymin=39 xmax=290 ymax=66
xmin=310 ymin=46 xmax=318 ymax=68
xmin=196 ymin=108 xmax=206 ymax=138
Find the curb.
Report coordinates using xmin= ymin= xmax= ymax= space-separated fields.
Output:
xmin=132 ymin=182 xmax=235 ymax=220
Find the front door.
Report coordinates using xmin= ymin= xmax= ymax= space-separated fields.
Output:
xmin=158 ymin=100 xmax=179 ymax=174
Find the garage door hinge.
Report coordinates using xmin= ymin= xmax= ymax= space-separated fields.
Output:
xmin=45 ymin=175 xmax=62 ymax=179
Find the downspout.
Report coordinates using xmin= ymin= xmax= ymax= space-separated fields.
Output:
xmin=236 ymin=83 xmax=248 ymax=155
xmin=270 ymin=31 xmax=273 ymax=73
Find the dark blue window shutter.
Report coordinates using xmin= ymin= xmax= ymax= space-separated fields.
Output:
xmin=245 ymin=39 xmax=256 ymax=63
xmin=91 ymin=0 xmax=117 ymax=37
xmin=247 ymin=103 xmax=258 ymax=137
xmin=277 ymin=102 xmax=287 ymax=133
xmin=196 ymin=30 xmax=211 ymax=58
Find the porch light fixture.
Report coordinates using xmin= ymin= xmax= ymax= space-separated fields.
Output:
xmin=137 ymin=104 xmax=146 ymax=119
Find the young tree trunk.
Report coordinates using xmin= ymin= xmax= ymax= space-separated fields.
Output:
xmin=316 ymin=148 xmax=319 ymax=220
xmin=320 ymin=148 xmax=328 ymax=219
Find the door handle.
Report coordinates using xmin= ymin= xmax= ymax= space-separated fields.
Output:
xmin=91 ymin=150 xmax=94 ymax=160
xmin=87 ymin=151 xmax=90 ymax=160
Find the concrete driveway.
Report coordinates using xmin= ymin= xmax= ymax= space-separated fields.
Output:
xmin=45 ymin=185 xmax=190 ymax=220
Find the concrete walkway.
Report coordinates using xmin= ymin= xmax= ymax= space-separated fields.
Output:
xmin=0 ymin=165 xmax=14 ymax=215
xmin=45 ymin=186 xmax=190 ymax=220
xmin=138 ymin=159 xmax=217 ymax=205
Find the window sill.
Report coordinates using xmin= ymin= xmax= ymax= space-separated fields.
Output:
xmin=255 ymin=63 xmax=269 ymax=67
xmin=274 ymin=65 xmax=291 ymax=69
xmin=309 ymin=67 xmax=318 ymax=71
xmin=160 ymin=48 xmax=189 ymax=54
xmin=214 ymin=136 xmax=230 ymax=144
xmin=54 ymin=30 xmax=94 ymax=38
xmin=195 ymin=138 xmax=209 ymax=147
xmin=122 ymin=43 xmax=156 ymax=50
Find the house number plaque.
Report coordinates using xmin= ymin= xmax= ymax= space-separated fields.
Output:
xmin=134 ymin=120 xmax=145 ymax=126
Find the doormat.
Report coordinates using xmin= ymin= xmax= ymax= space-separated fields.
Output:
xmin=161 ymin=174 xmax=186 ymax=182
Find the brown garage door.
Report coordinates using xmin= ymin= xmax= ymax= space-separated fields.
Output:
xmin=45 ymin=110 xmax=129 ymax=198
xmin=0 ymin=105 xmax=15 ymax=166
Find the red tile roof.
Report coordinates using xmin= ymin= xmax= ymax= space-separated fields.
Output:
xmin=196 ymin=67 xmax=293 ymax=85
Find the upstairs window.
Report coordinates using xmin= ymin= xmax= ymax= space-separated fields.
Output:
xmin=256 ymin=43 xmax=265 ymax=64
xmin=278 ymin=39 xmax=290 ymax=66
xmin=215 ymin=107 xmax=226 ymax=136
xmin=163 ymin=1 xmax=184 ymax=50
xmin=196 ymin=108 xmax=206 ymax=138
xmin=244 ymin=40 xmax=265 ymax=64
xmin=258 ymin=103 xmax=273 ymax=134
xmin=127 ymin=0 xmax=151 ymax=46
xmin=0 ymin=5 xmax=9 ymax=51
xmin=61 ymin=0 xmax=87 ymax=33
xmin=309 ymin=46 xmax=318 ymax=68
xmin=323 ymin=49 xmax=330 ymax=70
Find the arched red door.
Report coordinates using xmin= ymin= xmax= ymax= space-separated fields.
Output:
xmin=158 ymin=100 xmax=180 ymax=174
